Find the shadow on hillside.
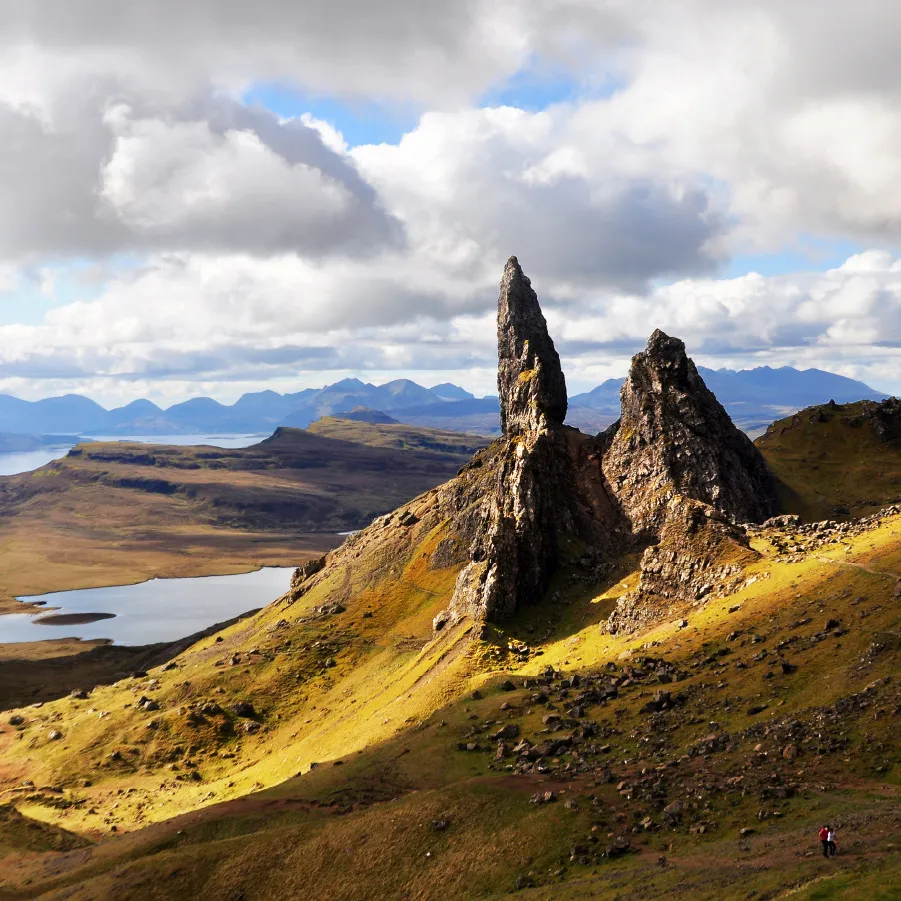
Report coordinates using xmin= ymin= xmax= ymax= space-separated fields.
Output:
xmin=0 ymin=610 xmax=261 ymax=711
xmin=493 ymin=553 xmax=646 ymax=652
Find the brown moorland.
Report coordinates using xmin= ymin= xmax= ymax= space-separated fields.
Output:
xmin=0 ymin=422 xmax=485 ymax=615
xmin=0 ymin=422 xmax=484 ymax=704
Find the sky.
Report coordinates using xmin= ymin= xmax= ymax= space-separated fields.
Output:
xmin=0 ymin=0 xmax=900 ymax=408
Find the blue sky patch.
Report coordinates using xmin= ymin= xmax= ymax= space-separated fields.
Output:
xmin=723 ymin=237 xmax=869 ymax=279
xmin=244 ymin=83 xmax=419 ymax=147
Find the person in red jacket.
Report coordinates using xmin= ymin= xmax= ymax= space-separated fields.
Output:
xmin=819 ymin=825 xmax=830 ymax=857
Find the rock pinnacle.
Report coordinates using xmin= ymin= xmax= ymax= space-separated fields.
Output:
xmin=497 ymin=256 xmax=568 ymax=436
xmin=603 ymin=329 xmax=779 ymax=530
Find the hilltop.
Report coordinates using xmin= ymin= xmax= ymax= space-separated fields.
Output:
xmin=0 ymin=433 xmax=84 ymax=453
xmin=0 ymin=261 xmax=898 ymax=901
xmin=756 ymin=398 xmax=901 ymax=521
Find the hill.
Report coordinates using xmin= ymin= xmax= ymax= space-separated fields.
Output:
xmin=0 ymin=433 xmax=84 ymax=453
xmin=756 ymin=398 xmax=901 ymax=521
xmin=0 ymin=260 xmax=899 ymax=901
xmin=0 ymin=424 xmax=477 ymax=619
xmin=307 ymin=417 xmax=490 ymax=454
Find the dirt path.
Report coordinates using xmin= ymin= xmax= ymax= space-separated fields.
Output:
xmin=815 ymin=555 xmax=901 ymax=581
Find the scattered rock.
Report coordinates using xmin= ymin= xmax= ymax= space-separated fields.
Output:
xmin=491 ymin=724 xmax=520 ymax=741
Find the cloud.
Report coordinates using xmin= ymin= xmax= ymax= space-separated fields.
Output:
xmin=0 ymin=0 xmax=530 ymax=104
xmin=2 ymin=0 xmax=901 ymax=400
xmin=99 ymin=101 xmax=402 ymax=255
xmin=355 ymin=106 xmax=725 ymax=291
xmin=2 ymin=249 xmax=901 ymax=397
xmin=0 ymin=89 xmax=402 ymax=263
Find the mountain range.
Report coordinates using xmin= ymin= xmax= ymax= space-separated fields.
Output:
xmin=0 ymin=366 xmax=888 ymax=438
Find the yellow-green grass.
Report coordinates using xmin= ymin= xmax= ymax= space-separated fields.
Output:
xmin=308 ymin=417 xmax=490 ymax=455
xmin=2 ymin=498 xmax=901 ymax=898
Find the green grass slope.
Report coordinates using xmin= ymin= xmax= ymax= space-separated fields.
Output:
xmin=757 ymin=400 xmax=901 ymax=522
xmin=2 ymin=464 xmax=901 ymax=899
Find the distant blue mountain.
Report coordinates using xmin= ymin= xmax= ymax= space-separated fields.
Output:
xmin=0 ymin=393 xmax=108 ymax=434
xmin=0 ymin=379 xmax=485 ymax=436
xmin=0 ymin=366 xmax=888 ymax=438
xmin=430 ymin=383 xmax=475 ymax=401
xmin=570 ymin=365 xmax=889 ymax=433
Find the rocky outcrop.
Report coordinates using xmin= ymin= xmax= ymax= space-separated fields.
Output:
xmin=854 ymin=397 xmax=901 ymax=445
xmin=497 ymin=257 xmax=568 ymax=436
xmin=602 ymin=330 xmax=779 ymax=533
xmin=440 ymin=265 xmax=781 ymax=630
xmin=448 ymin=259 xmax=580 ymax=622
xmin=600 ymin=331 xmax=778 ymax=632
xmin=605 ymin=499 xmax=758 ymax=634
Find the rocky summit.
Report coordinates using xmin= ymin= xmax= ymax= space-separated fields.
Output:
xmin=496 ymin=255 xmax=568 ymax=437
xmin=602 ymin=329 xmax=779 ymax=532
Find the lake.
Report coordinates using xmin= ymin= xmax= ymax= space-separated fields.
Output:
xmin=0 ymin=567 xmax=295 ymax=645
xmin=0 ymin=434 xmax=268 ymax=477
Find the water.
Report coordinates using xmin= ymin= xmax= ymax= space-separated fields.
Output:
xmin=0 ymin=567 xmax=295 ymax=646
xmin=0 ymin=434 xmax=267 ymax=477
xmin=0 ymin=448 xmax=70 ymax=475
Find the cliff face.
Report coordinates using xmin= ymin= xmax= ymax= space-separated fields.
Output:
xmin=441 ymin=262 xmax=780 ymax=630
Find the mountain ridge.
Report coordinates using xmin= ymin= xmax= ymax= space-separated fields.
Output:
xmin=0 ymin=368 xmax=888 ymax=438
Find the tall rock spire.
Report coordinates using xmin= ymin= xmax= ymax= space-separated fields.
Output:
xmin=497 ymin=257 xmax=568 ymax=436
xmin=445 ymin=257 xmax=577 ymax=623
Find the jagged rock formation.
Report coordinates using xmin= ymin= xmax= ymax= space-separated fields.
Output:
xmin=497 ymin=257 xmax=568 ymax=436
xmin=440 ymin=264 xmax=781 ymax=630
xmin=852 ymin=397 xmax=901 ymax=445
xmin=445 ymin=259 xmax=585 ymax=623
xmin=604 ymin=498 xmax=758 ymax=634
xmin=601 ymin=330 xmax=779 ymax=532
xmin=600 ymin=331 xmax=778 ymax=633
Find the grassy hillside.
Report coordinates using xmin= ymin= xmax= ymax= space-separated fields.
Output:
xmin=2 ymin=463 xmax=900 ymax=899
xmin=307 ymin=417 xmax=491 ymax=455
xmin=756 ymin=400 xmax=901 ymax=521
xmin=0 ymin=426 xmax=476 ymax=617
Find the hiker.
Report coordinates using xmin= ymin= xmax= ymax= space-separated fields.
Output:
xmin=827 ymin=827 xmax=837 ymax=856
xmin=818 ymin=825 xmax=829 ymax=857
